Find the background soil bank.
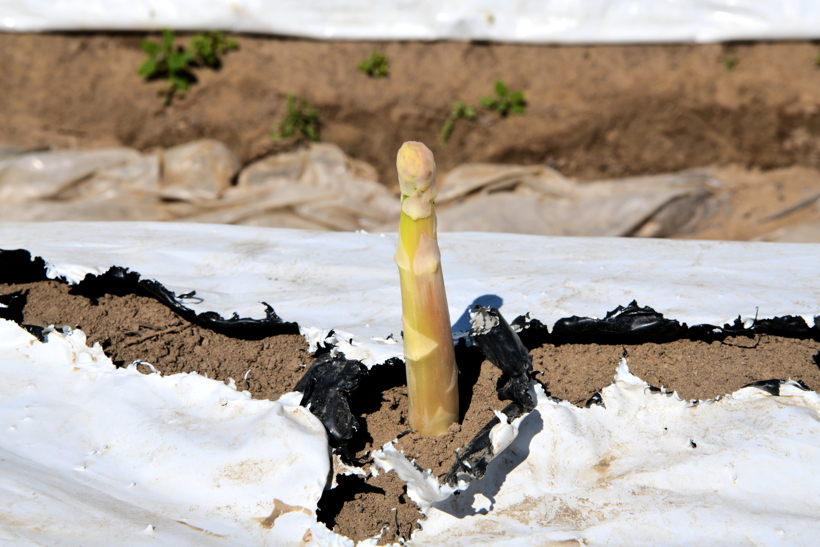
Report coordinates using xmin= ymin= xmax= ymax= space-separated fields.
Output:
xmin=4 ymin=34 xmax=820 ymax=187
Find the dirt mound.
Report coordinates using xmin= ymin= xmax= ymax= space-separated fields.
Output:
xmin=4 ymin=34 xmax=820 ymax=189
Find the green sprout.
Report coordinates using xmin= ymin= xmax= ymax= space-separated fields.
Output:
xmin=440 ymin=101 xmax=476 ymax=147
xmin=723 ymin=55 xmax=739 ymax=72
xmin=270 ymin=94 xmax=320 ymax=142
xmin=395 ymin=142 xmax=459 ymax=437
xmin=480 ymin=80 xmax=527 ymax=116
xmin=357 ymin=52 xmax=390 ymax=78
xmin=138 ymin=29 xmax=238 ymax=104
xmin=138 ymin=29 xmax=196 ymax=104
xmin=190 ymin=31 xmax=239 ymax=68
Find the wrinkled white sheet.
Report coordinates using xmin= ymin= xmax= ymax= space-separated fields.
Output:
xmin=0 ymin=143 xmax=720 ymax=238
xmin=411 ymin=360 xmax=820 ymax=546
xmin=2 ymin=1 xmax=820 ymax=43
xmin=2 ymin=221 xmax=819 ymax=366
xmin=0 ymin=143 xmax=397 ymax=231
xmin=0 ymin=318 xmax=331 ymax=546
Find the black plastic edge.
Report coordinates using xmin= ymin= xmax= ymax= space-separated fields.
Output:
xmin=0 ymin=248 xmax=296 ymax=335
xmin=444 ymin=306 xmax=539 ymax=486
xmin=4 ymin=248 xmax=819 ymax=342
xmin=529 ymin=300 xmax=819 ymax=341
xmin=5 ymin=248 xmax=820 ymax=486
xmin=294 ymin=352 xmax=368 ymax=463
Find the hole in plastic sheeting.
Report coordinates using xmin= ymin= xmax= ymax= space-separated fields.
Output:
xmin=316 ymin=474 xmax=386 ymax=530
xmin=6 ymin=238 xmax=820 ymax=544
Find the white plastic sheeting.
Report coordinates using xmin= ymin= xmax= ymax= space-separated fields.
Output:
xmin=0 ymin=142 xmax=716 ymax=238
xmin=4 ymin=316 xmax=820 ymax=546
xmin=2 ymin=221 xmax=819 ymax=366
xmin=436 ymin=164 xmax=717 ymax=238
xmin=410 ymin=360 xmax=820 ymax=546
xmin=4 ymin=221 xmax=820 ymax=546
xmin=2 ymin=1 xmax=820 ymax=43
xmin=0 ymin=143 xmax=398 ymax=231
xmin=0 ymin=318 xmax=331 ymax=546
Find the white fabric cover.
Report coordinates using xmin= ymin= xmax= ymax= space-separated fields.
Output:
xmin=2 ymin=1 xmax=820 ymax=43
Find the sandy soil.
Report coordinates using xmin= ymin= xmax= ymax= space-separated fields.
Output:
xmin=2 ymin=276 xmax=819 ymax=544
xmin=4 ymin=34 xmax=820 ymax=189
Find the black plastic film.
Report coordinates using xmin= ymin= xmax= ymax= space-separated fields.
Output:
xmin=445 ymin=307 xmax=539 ymax=486
xmin=106 ymin=266 xmax=288 ymax=331
xmin=552 ymin=300 xmax=684 ymax=336
xmin=469 ymin=305 xmax=536 ymax=409
xmin=294 ymin=352 xmax=367 ymax=455
xmin=444 ymin=401 xmax=528 ymax=486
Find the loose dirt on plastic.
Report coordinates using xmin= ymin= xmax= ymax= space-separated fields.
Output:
xmin=3 ymin=277 xmax=820 ymax=544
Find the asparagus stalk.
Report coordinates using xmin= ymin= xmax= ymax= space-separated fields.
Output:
xmin=395 ymin=142 xmax=459 ymax=437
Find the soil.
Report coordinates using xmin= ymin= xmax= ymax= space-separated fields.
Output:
xmin=2 ymin=275 xmax=819 ymax=544
xmin=4 ymin=33 xmax=820 ymax=191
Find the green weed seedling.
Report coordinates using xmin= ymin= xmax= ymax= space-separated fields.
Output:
xmin=138 ymin=29 xmax=196 ymax=104
xmin=723 ymin=55 xmax=739 ymax=72
xmin=190 ymin=31 xmax=239 ymax=68
xmin=138 ymin=29 xmax=238 ymax=104
xmin=270 ymin=94 xmax=321 ymax=142
xmin=440 ymin=101 xmax=476 ymax=147
xmin=481 ymin=80 xmax=527 ymax=116
xmin=358 ymin=52 xmax=389 ymax=78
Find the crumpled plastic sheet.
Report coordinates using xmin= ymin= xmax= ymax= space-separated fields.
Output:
xmin=2 ymin=1 xmax=820 ymax=43
xmin=4 ymin=222 xmax=820 ymax=545
xmin=0 ymin=141 xmax=723 ymax=238
xmin=406 ymin=360 xmax=820 ymax=546
xmin=0 ymin=318 xmax=331 ymax=546
xmin=2 ymin=221 xmax=820 ymax=366
xmin=435 ymin=164 xmax=719 ymax=238
xmin=0 ymin=142 xmax=398 ymax=232
xmin=757 ymin=218 xmax=820 ymax=243
xmin=4 ymin=317 xmax=820 ymax=546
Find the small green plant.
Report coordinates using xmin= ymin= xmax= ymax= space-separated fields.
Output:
xmin=440 ymin=101 xmax=476 ymax=147
xmin=723 ymin=55 xmax=739 ymax=72
xmin=481 ymin=80 xmax=527 ymax=116
xmin=357 ymin=52 xmax=390 ymax=78
xmin=270 ymin=94 xmax=320 ymax=142
xmin=138 ymin=29 xmax=238 ymax=104
xmin=190 ymin=31 xmax=238 ymax=68
xmin=440 ymin=81 xmax=526 ymax=147
xmin=138 ymin=29 xmax=196 ymax=104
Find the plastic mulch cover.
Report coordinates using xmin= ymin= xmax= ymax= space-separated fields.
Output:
xmin=3 ymin=222 xmax=820 ymax=364
xmin=3 ymin=1 xmax=820 ymax=43
xmin=0 ymin=319 xmax=331 ymax=546
xmin=2 ymin=221 xmax=820 ymax=546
